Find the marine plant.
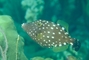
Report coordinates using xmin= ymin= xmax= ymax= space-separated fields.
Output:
xmin=0 ymin=15 xmax=28 ymax=60
xmin=0 ymin=27 xmax=8 ymax=60
xmin=21 ymin=0 xmax=44 ymax=22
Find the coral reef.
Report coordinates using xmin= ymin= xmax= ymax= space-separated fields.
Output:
xmin=30 ymin=56 xmax=53 ymax=60
xmin=0 ymin=15 xmax=28 ymax=60
xmin=21 ymin=0 xmax=44 ymax=22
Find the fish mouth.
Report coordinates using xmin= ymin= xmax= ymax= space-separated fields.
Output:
xmin=22 ymin=23 xmax=27 ymax=28
xmin=21 ymin=23 xmax=27 ymax=30
xmin=22 ymin=23 xmax=25 ymax=27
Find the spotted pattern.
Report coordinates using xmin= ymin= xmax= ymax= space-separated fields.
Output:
xmin=22 ymin=20 xmax=74 ymax=48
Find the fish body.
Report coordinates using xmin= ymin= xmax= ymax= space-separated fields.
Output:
xmin=22 ymin=20 xmax=81 ymax=51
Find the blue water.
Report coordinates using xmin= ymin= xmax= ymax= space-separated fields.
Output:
xmin=0 ymin=0 xmax=89 ymax=60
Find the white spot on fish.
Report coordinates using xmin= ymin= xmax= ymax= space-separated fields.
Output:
xmin=52 ymin=36 xmax=54 ymax=39
xmin=43 ymin=35 xmax=45 ymax=37
xmin=34 ymin=38 xmax=36 ymax=40
xmin=38 ymin=39 xmax=40 ymax=40
xmin=59 ymin=44 xmax=62 ymax=46
xmin=52 ymin=32 xmax=55 ymax=35
xmin=53 ymin=24 xmax=56 ymax=27
xmin=61 ymin=36 xmax=63 ymax=38
xmin=59 ymin=42 xmax=61 ymax=44
xmin=70 ymin=39 xmax=72 ymax=41
xmin=48 ymin=24 xmax=50 ymax=26
xmin=70 ymin=42 xmax=73 ymax=45
xmin=40 ymin=42 xmax=42 ymax=45
xmin=48 ymin=40 xmax=50 ymax=42
xmin=42 ymin=27 xmax=45 ymax=29
xmin=47 ymin=36 xmax=49 ymax=38
xmin=69 ymin=36 xmax=71 ymax=38
xmin=43 ymin=40 xmax=45 ymax=41
xmin=52 ymin=42 xmax=55 ymax=44
xmin=30 ymin=34 xmax=32 ymax=36
xmin=65 ymin=36 xmax=67 ymax=38
xmin=28 ymin=32 xmax=31 ymax=34
xmin=60 ymin=29 xmax=62 ymax=32
xmin=62 ymin=27 xmax=65 ymax=30
xmin=47 ymin=31 xmax=50 ymax=33
xmin=33 ymin=33 xmax=34 ymax=35
xmin=44 ymin=44 xmax=46 ymax=46
xmin=55 ymin=41 xmax=58 ymax=43
xmin=63 ymin=42 xmax=66 ymax=45
xmin=54 ymin=44 xmax=57 ymax=47
xmin=57 ymin=24 xmax=60 ymax=26
xmin=46 ymin=21 xmax=49 ymax=23
xmin=35 ymin=23 xmax=37 ymax=26
xmin=43 ymin=20 xmax=46 ymax=22
xmin=56 ymin=27 xmax=58 ymax=29
xmin=43 ymin=24 xmax=45 ymax=26
xmin=31 ymin=31 xmax=33 ymax=32
xmin=35 ymin=31 xmax=36 ymax=33
xmin=58 ymin=32 xmax=61 ymax=34
xmin=33 ymin=29 xmax=35 ymax=30
xmin=51 ymin=27 xmax=54 ymax=29
xmin=39 ymin=28 xmax=41 ymax=30
xmin=46 ymin=41 xmax=48 ymax=43
xmin=48 ymin=44 xmax=50 ymax=46
xmin=39 ymin=20 xmax=41 ymax=21
xmin=44 ymin=31 xmax=46 ymax=33
xmin=58 ymin=39 xmax=60 ymax=41
xmin=65 ymin=32 xmax=68 ymax=35
xmin=45 ymin=22 xmax=47 ymax=24
xmin=51 ymin=44 xmax=54 ymax=46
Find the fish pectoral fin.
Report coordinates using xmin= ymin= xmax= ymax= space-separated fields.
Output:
xmin=57 ymin=20 xmax=69 ymax=32
xmin=36 ymin=33 xmax=43 ymax=40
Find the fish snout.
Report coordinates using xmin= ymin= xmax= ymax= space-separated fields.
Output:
xmin=22 ymin=23 xmax=26 ymax=28
xmin=21 ymin=23 xmax=28 ymax=31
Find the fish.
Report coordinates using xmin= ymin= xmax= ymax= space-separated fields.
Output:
xmin=22 ymin=20 xmax=81 ymax=52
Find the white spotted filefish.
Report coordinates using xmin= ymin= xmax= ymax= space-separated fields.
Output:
xmin=22 ymin=20 xmax=81 ymax=51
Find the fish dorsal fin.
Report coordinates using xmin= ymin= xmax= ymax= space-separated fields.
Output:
xmin=57 ymin=20 xmax=69 ymax=32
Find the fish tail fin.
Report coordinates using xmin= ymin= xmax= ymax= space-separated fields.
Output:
xmin=72 ymin=39 xmax=81 ymax=51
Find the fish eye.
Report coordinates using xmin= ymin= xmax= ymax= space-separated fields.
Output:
xmin=36 ymin=22 xmax=43 ymax=27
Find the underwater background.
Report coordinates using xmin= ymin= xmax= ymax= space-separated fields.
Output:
xmin=0 ymin=0 xmax=89 ymax=60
